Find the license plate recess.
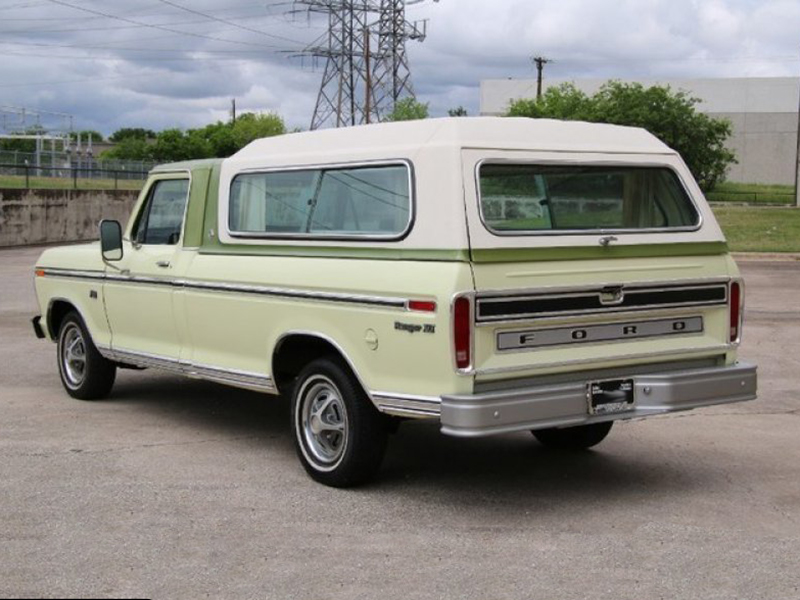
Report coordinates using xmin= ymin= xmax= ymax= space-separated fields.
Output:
xmin=588 ymin=378 xmax=634 ymax=415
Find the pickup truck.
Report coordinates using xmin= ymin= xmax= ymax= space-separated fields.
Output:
xmin=32 ymin=117 xmax=757 ymax=487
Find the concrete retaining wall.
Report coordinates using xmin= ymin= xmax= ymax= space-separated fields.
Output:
xmin=0 ymin=188 xmax=139 ymax=248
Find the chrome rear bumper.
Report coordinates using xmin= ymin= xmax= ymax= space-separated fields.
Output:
xmin=440 ymin=361 xmax=757 ymax=438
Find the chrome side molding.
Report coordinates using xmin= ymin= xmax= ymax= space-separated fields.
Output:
xmin=96 ymin=345 xmax=442 ymax=419
xmin=372 ymin=392 xmax=441 ymax=418
xmin=96 ymin=346 xmax=277 ymax=394
xmin=38 ymin=267 xmax=409 ymax=311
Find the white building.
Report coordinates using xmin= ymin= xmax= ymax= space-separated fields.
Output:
xmin=480 ymin=77 xmax=800 ymax=186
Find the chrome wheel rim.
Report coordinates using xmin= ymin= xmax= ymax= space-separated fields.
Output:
xmin=298 ymin=376 xmax=348 ymax=469
xmin=60 ymin=324 xmax=87 ymax=388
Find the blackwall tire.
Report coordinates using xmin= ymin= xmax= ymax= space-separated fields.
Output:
xmin=291 ymin=357 xmax=387 ymax=487
xmin=57 ymin=311 xmax=116 ymax=400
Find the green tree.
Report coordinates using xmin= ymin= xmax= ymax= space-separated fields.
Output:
xmin=149 ymin=129 xmax=212 ymax=162
xmin=0 ymin=137 xmax=35 ymax=153
xmin=0 ymin=125 xmax=47 ymax=153
xmin=102 ymin=112 xmax=286 ymax=163
xmin=507 ymin=83 xmax=595 ymax=121
xmin=103 ymin=137 xmax=153 ymax=161
xmin=109 ymin=128 xmax=156 ymax=142
xmin=448 ymin=106 xmax=468 ymax=117
xmin=507 ymin=81 xmax=736 ymax=191
xmin=69 ymin=130 xmax=104 ymax=142
xmin=385 ymin=97 xmax=430 ymax=122
xmin=201 ymin=121 xmax=238 ymax=157
xmin=230 ymin=112 xmax=286 ymax=150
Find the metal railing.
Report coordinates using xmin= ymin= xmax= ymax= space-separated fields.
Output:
xmin=0 ymin=150 xmax=156 ymax=171
xmin=0 ymin=163 xmax=150 ymax=190
xmin=706 ymin=189 xmax=796 ymax=206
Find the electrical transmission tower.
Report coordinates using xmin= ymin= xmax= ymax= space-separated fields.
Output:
xmin=372 ymin=1 xmax=429 ymax=117
xmin=292 ymin=0 xmax=435 ymax=129
xmin=296 ymin=1 xmax=374 ymax=129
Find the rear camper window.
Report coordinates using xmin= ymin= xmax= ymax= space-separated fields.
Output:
xmin=479 ymin=164 xmax=700 ymax=234
xmin=229 ymin=163 xmax=412 ymax=239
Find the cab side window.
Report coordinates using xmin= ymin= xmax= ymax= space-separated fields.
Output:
xmin=133 ymin=179 xmax=190 ymax=245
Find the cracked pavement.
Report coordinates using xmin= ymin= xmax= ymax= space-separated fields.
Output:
xmin=1 ymin=246 xmax=799 ymax=599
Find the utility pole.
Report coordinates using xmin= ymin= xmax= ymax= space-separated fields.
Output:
xmin=364 ymin=25 xmax=372 ymax=123
xmin=795 ymin=64 xmax=800 ymax=207
xmin=532 ymin=56 xmax=550 ymax=101
xmin=231 ymin=98 xmax=237 ymax=124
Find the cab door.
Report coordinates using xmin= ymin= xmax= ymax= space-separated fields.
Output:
xmin=104 ymin=176 xmax=190 ymax=362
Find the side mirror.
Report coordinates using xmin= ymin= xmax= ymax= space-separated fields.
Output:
xmin=100 ymin=220 xmax=123 ymax=262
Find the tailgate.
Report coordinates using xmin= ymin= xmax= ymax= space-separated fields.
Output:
xmin=470 ymin=254 xmax=738 ymax=381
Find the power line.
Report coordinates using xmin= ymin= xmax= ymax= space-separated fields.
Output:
xmin=0 ymin=48 xmax=266 ymax=62
xmin=1 ymin=14 xmax=308 ymax=49
xmin=0 ymin=3 xmax=284 ymax=20
xmin=0 ymin=10 xmax=292 ymax=33
xmin=0 ymin=104 xmax=74 ymax=135
xmin=0 ymin=74 xmax=154 ymax=88
xmin=0 ymin=1 xmax=48 ymax=8
xmin=154 ymin=0 xmax=303 ymax=45
xmin=43 ymin=0 xmax=299 ymax=50
xmin=0 ymin=39 xmax=298 ymax=52
xmin=552 ymin=55 xmax=800 ymax=65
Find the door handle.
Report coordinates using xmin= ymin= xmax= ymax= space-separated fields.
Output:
xmin=156 ymin=260 xmax=171 ymax=268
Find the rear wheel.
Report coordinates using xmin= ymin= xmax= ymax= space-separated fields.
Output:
xmin=532 ymin=421 xmax=613 ymax=450
xmin=291 ymin=357 xmax=387 ymax=487
xmin=57 ymin=311 xmax=116 ymax=400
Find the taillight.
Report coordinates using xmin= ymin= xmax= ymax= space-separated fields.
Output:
xmin=407 ymin=300 xmax=437 ymax=313
xmin=453 ymin=296 xmax=472 ymax=370
xmin=729 ymin=280 xmax=742 ymax=343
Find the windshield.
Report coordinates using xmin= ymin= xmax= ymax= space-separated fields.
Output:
xmin=479 ymin=164 xmax=700 ymax=234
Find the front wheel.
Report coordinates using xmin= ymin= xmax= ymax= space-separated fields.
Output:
xmin=57 ymin=311 xmax=116 ymax=400
xmin=532 ymin=421 xmax=613 ymax=450
xmin=291 ymin=358 xmax=388 ymax=487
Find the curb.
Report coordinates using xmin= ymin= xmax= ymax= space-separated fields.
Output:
xmin=733 ymin=252 xmax=800 ymax=262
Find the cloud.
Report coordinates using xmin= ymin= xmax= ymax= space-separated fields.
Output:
xmin=0 ymin=0 xmax=797 ymax=135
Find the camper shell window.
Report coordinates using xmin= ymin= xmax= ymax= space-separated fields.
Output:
xmin=478 ymin=163 xmax=701 ymax=235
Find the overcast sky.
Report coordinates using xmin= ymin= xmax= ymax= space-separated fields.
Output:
xmin=1 ymin=0 xmax=798 ymax=136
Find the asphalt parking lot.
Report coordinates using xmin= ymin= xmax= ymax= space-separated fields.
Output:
xmin=1 ymin=245 xmax=798 ymax=600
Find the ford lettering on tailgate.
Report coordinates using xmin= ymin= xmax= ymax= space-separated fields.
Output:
xmin=497 ymin=316 xmax=704 ymax=351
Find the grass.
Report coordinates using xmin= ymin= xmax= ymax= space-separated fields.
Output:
xmin=706 ymin=182 xmax=795 ymax=205
xmin=713 ymin=205 xmax=800 ymax=253
xmin=0 ymin=174 xmax=145 ymax=191
xmin=491 ymin=212 xmax=622 ymax=230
